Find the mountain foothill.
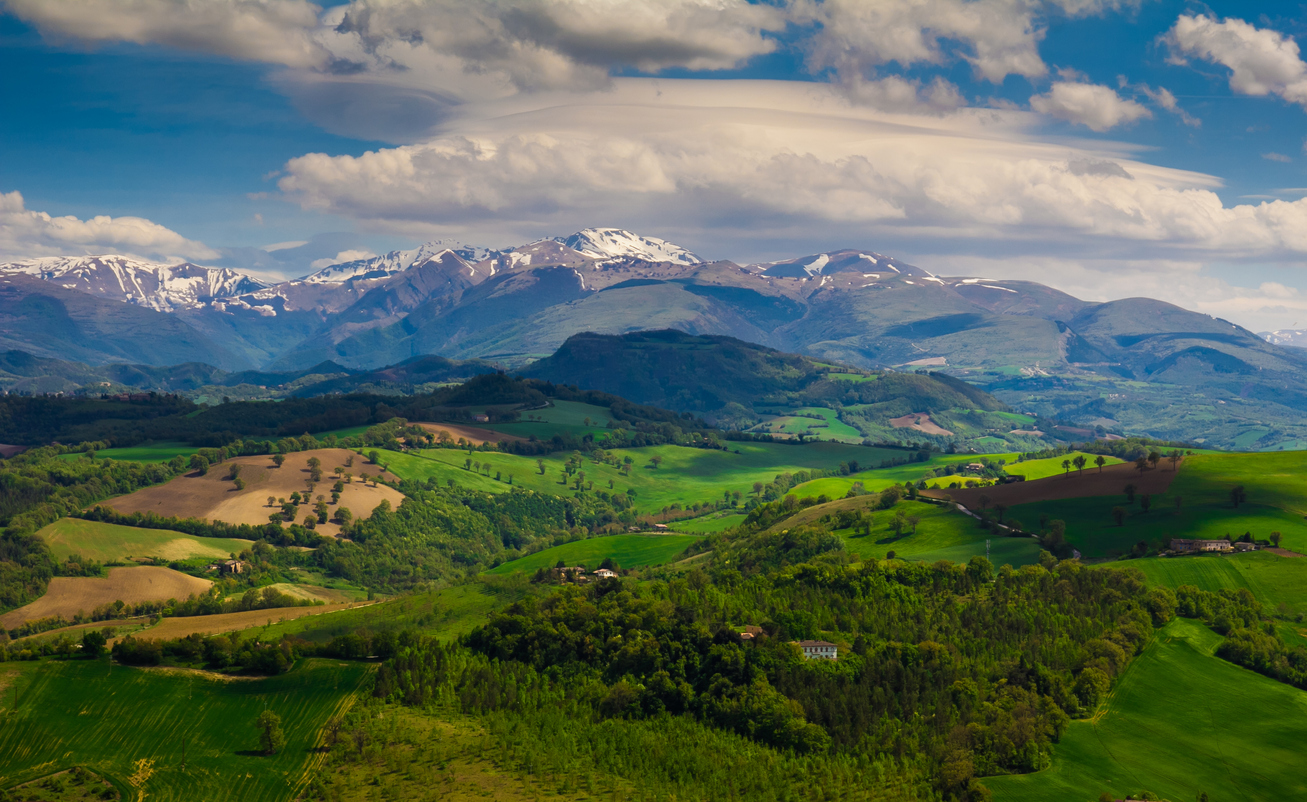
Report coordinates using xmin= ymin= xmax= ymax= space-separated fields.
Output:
xmin=3 ymin=226 xmax=1305 ymax=451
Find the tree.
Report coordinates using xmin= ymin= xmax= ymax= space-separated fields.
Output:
xmin=1094 ymin=455 xmax=1106 ymax=473
xmin=1123 ymin=483 xmax=1136 ymax=502
xmin=189 ymin=454 xmax=209 ymax=475
xmin=257 ymin=710 xmax=285 ymax=755
xmin=1169 ymin=449 xmax=1182 ymax=471
xmin=1270 ymin=530 xmax=1282 ymax=547
xmin=368 ymin=450 xmax=380 ymax=465
xmin=1111 ymin=506 xmax=1127 ymax=527
xmin=1134 ymin=457 xmax=1148 ymax=474
xmin=1148 ymin=450 xmax=1161 ymax=469
xmin=307 ymin=456 xmax=321 ymax=471
xmin=272 ymin=454 xmax=285 ymax=468
xmin=1061 ymin=459 xmax=1071 ymax=476
xmin=977 ymin=494 xmax=991 ymax=511
xmin=1073 ymin=455 xmax=1086 ymax=475
xmin=650 ymin=456 xmax=663 ymax=469
xmin=1230 ymin=485 xmax=1247 ymax=508
xmin=537 ymin=459 xmax=546 ymax=475
xmin=267 ymin=496 xmax=275 ymax=508
xmin=81 ymin=629 xmax=107 ymax=658
xmin=907 ymin=514 xmax=921 ymax=534
xmin=753 ymin=481 xmax=764 ymax=496
xmin=1139 ymin=494 xmax=1151 ymax=513
xmin=228 ymin=464 xmax=242 ymax=481
xmin=993 ymin=504 xmax=1007 ymax=523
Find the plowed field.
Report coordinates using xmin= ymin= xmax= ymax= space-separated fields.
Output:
xmin=924 ymin=460 xmax=1181 ymax=509
xmin=0 ymin=567 xmax=211 ymax=627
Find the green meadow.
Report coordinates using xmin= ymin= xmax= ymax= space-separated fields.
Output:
xmin=480 ymin=399 xmax=616 ymax=440
xmin=0 ymin=658 xmax=372 ymax=802
xmin=836 ymin=500 xmax=1042 ymax=567
xmin=38 ymin=517 xmax=253 ymax=563
xmin=386 ymin=440 xmax=902 ymax=515
xmin=1006 ymin=452 xmax=1124 ymax=481
xmin=987 ymin=618 xmax=1307 ymax=802
xmin=485 ymin=534 xmax=700 ymax=575
xmin=786 ymin=452 xmax=1018 ymax=501
xmin=676 ymin=512 xmax=748 ymax=533
xmin=55 ymin=441 xmax=196 ymax=464
xmin=1122 ymin=551 xmax=1307 ymax=619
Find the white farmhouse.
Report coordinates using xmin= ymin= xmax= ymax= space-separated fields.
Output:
xmin=796 ymin=640 xmax=838 ymax=660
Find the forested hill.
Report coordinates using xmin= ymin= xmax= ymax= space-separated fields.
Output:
xmin=520 ymin=330 xmax=1007 ymax=417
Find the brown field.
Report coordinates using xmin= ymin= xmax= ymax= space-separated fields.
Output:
xmin=0 ymin=443 xmax=25 ymax=459
xmin=127 ymin=601 xmax=369 ymax=642
xmin=923 ymin=460 xmax=1182 ymax=509
xmin=0 ymin=567 xmax=212 ymax=628
xmin=889 ymin=413 xmax=953 ymax=436
xmin=102 ymin=448 xmax=403 ymax=538
xmin=416 ymin=422 xmax=527 ymax=445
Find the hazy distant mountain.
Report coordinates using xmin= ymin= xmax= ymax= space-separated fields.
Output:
xmin=1260 ymin=329 xmax=1307 ymax=348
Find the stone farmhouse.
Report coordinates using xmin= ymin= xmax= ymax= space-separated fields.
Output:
xmin=796 ymin=640 xmax=838 ymax=660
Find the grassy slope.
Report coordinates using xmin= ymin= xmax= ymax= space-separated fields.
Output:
xmin=386 ymin=441 xmax=901 ymax=515
xmin=817 ymin=500 xmax=1042 ymax=567
xmin=38 ymin=517 xmax=253 ymax=563
xmin=786 ymin=453 xmax=1019 ymax=501
xmin=0 ymin=658 xmax=371 ymax=801
xmin=987 ymin=618 xmax=1307 ymax=802
xmin=485 ymin=535 xmax=700 ymax=575
xmin=676 ymin=513 xmax=748 ymax=533
xmin=54 ymin=442 xmax=196 ymax=464
xmin=1008 ymin=452 xmax=1307 ymax=559
xmin=1121 ymin=551 xmax=1307 ymax=624
xmin=1007 ymin=453 xmax=1125 ymax=481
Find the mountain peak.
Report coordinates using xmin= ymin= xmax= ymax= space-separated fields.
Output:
xmin=556 ymin=228 xmax=701 ymax=266
xmin=0 ymin=254 xmax=269 ymax=311
xmin=301 ymin=239 xmax=501 ymax=285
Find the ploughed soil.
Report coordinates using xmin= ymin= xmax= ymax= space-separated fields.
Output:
xmin=102 ymin=448 xmax=403 ymax=538
xmin=0 ymin=566 xmax=211 ymax=628
xmin=415 ymin=422 xmax=527 ymax=446
xmin=922 ymin=459 xmax=1182 ymax=509
xmin=888 ymin=413 xmax=954 ymax=436
xmin=0 ymin=444 xmax=26 ymax=458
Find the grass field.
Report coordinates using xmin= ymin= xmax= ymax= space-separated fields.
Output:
xmin=752 ymin=407 xmax=864 ymax=442
xmin=485 ymin=534 xmax=700 ymax=575
xmin=386 ymin=441 xmax=903 ymax=515
xmin=676 ymin=513 xmax=747 ymax=533
xmin=987 ymin=618 xmax=1307 ymax=802
xmin=786 ymin=453 xmax=1019 ymax=501
xmin=1121 ymin=551 xmax=1307 ymax=618
xmin=1006 ymin=452 xmax=1124 ymax=481
xmin=0 ymin=657 xmax=371 ymax=801
xmin=834 ymin=500 xmax=1042 ymax=567
xmin=38 ymin=518 xmax=253 ymax=564
xmin=480 ymin=400 xmax=616 ymax=441
xmin=55 ymin=442 xmax=196 ymax=464
xmin=1 ymin=567 xmax=211 ymax=628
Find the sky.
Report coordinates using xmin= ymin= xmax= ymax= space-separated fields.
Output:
xmin=4 ymin=1 xmax=1307 ymax=331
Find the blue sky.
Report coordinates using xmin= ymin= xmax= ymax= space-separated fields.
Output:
xmin=4 ymin=0 xmax=1307 ymax=328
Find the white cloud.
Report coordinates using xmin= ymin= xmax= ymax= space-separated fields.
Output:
xmin=0 ymin=190 xmax=216 ymax=261
xmin=1167 ymin=14 xmax=1307 ymax=109
xmin=798 ymin=0 xmax=1047 ymax=85
xmin=1029 ymin=81 xmax=1151 ymax=130
xmin=1138 ymin=84 xmax=1200 ymax=127
xmin=309 ymin=249 xmax=377 ymax=270
xmin=2 ymin=0 xmax=327 ymax=68
xmin=274 ymin=78 xmax=1307 ymax=260
xmin=1263 ymin=152 xmax=1293 ymax=163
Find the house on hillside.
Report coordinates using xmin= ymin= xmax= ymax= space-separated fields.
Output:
xmin=594 ymin=568 xmax=617 ymax=580
xmin=739 ymin=625 xmax=764 ymax=642
xmin=219 ymin=559 xmax=247 ymax=574
xmin=473 ymin=414 xmax=490 ymax=423
xmin=652 ymin=523 xmax=669 ymax=532
xmin=1170 ymin=538 xmax=1232 ymax=554
xmin=795 ymin=640 xmax=838 ymax=660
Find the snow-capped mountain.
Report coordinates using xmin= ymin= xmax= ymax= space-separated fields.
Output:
xmin=302 ymin=240 xmax=500 ymax=284
xmin=756 ymin=250 xmax=932 ymax=279
xmin=555 ymin=228 xmax=702 ymax=266
xmin=0 ymin=255 xmax=269 ymax=311
xmin=1261 ymin=329 xmax=1307 ymax=348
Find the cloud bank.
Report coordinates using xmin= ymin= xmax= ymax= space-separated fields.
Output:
xmin=0 ymin=191 xmax=217 ymax=262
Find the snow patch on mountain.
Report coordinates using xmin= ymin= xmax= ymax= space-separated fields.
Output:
xmin=302 ymin=240 xmax=499 ymax=284
xmin=556 ymin=228 xmax=701 ymax=266
xmin=0 ymin=255 xmax=269 ymax=311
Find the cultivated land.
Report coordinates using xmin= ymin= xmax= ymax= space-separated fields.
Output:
xmin=1005 ymin=452 xmax=1125 ymax=480
xmin=485 ymin=534 xmax=701 ymax=575
xmin=386 ymin=440 xmax=903 ymax=515
xmin=38 ymin=517 xmax=253 ymax=564
xmin=0 ymin=567 xmax=211 ymax=628
xmin=133 ymin=602 xmax=365 ymax=641
xmin=415 ymin=422 xmax=527 ymax=445
xmin=104 ymin=448 xmax=403 ymax=538
xmin=0 ymin=658 xmax=372 ymax=802
xmin=928 ymin=459 xmax=1181 ymax=509
xmin=1123 ymin=551 xmax=1307 ymax=620
xmin=814 ymin=498 xmax=1042 ymax=567
xmin=987 ymin=618 xmax=1307 ymax=802
xmin=55 ymin=441 xmax=197 ymax=464
xmin=676 ymin=512 xmax=748 ymax=533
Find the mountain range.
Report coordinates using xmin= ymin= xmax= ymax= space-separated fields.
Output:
xmin=4 ymin=227 xmax=1307 ymax=450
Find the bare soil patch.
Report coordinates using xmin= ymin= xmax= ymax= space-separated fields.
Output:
xmin=129 ymin=601 xmax=368 ymax=641
xmin=0 ymin=567 xmax=211 ymax=628
xmin=889 ymin=413 xmax=954 ymax=436
xmin=1267 ymin=547 xmax=1304 ymax=558
xmin=924 ymin=460 xmax=1182 ymax=509
xmin=102 ymin=448 xmax=403 ymax=538
xmin=0 ymin=443 xmax=25 ymax=459
xmin=416 ymin=422 xmax=527 ymax=445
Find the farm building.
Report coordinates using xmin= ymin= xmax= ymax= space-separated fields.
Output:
xmin=1170 ymin=539 xmax=1232 ymax=554
xmin=652 ymin=523 xmax=669 ymax=532
xmin=795 ymin=640 xmax=838 ymax=660
xmin=473 ymin=414 xmax=490 ymax=423
xmin=594 ymin=569 xmax=617 ymax=579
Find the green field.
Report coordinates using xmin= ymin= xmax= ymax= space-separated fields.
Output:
xmin=38 ymin=517 xmax=253 ymax=563
xmin=786 ymin=452 xmax=1019 ymax=501
xmin=55 ymin=442 xmax=196 ymax=464
xmin=1122 ymin=551 xmax=1307 ymax=619
xmin=753 ymin=407 xmax=864 ymax=442
xmin=987 ymin=618 xmax=1307 ymax=802
xmin=480 ymin=399 xmax=616 ymax=440
xmin=0 ymin=657 xmax=371 ymax=801
xmin=676 ymin=512 xmax=747 ymax=533
xmin=386 ymin=440 xmax=902 ymax=515
xmin=486 ymin=534 xmax=700 ymax=575
xmin=1007 ymin=452 xmax=1124 ymax=481
xmin=836 ymin=500 xmax=1042 ymax=567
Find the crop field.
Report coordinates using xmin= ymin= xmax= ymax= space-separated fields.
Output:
xmin=1005 ymin=452 xmax=1124 ymax=481
xmin=105 ymin=448 xmax=403 ymax=539
xmin=1121 ymin=551 xmax=1307 ymax=618
xmin=258 ymin=580 xmax=536 ymax=644
xmin=987 ymin=618 xmax=1307 ymax=802
xmin=486 ymin=534 xmax=701 ymax=575
xmin=676 ymin=512 xmax=747 ymax=533
xmin=833 ymin=500 xmax=1041 ymax=567
xmin=1 ymin=567 xmax=211 ymax=629
xmin=38 ymin=517 xmax=253 ymax=564
xmin=786 ymin=452 xmax=1019 ymax=501
xmin=415 ymin=422 xmax=526 ymax=445
xmin=387 ymin=440 xmax=903 ymax=515
xmin=135 ymin=602 xmax=365 ymax=642
xmin=55 ymin=442 xmax=197 ymax=464
xmin=479 ymin=400 xmax=616 ymax=440
xmin=0 ymin=657 xmax=371 ymax=802
xmin=751 ymin=407 xmax=864 ymax=442
xmin=934 ymin=460 xmax=1180 ymax=512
